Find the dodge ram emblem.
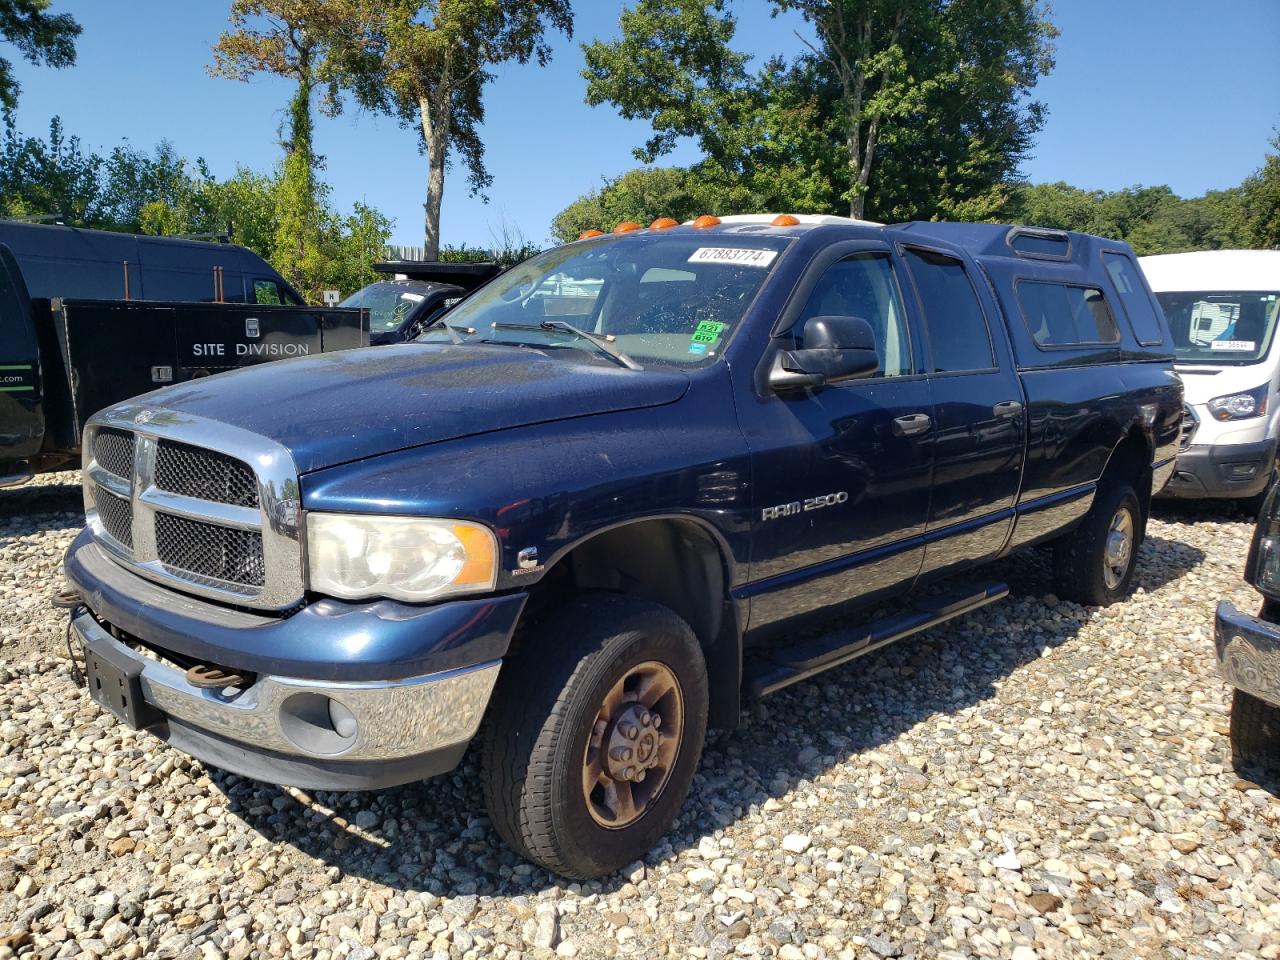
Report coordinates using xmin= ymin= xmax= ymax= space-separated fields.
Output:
xmin=134 ymin=409 xmax=156 ymax=425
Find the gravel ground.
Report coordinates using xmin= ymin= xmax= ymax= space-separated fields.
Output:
xmin=0 ymin=472 xmax=1277 ymax=960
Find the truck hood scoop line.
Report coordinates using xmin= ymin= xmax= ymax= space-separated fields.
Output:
xmin=143 ymin=343 xmax=691 ymax=473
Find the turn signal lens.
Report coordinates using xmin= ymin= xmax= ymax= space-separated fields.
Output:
xmin=649 ymin=217 xmax=679 ymax=230
xmin=771 ymin=214 xmax=801 ymax=227
xmin=691 ymin=215 xmax=721 ymax=229
xmin=577 ymin=229 xmax=604 ymax=240
xmin=613 ymin=221 xmax=642 ymax=234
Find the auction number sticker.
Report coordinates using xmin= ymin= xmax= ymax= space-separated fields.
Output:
xmin=688 ymin=247 xmax=778 ymax=268
xmin=1210 ymin=339 xmax=1256 ymax=351
xmin=688 ymin=319 xmax=726 ymax=355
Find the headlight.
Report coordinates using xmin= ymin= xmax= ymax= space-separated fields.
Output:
xmin=1206 ymin=384 xmax=1269 ymax=421
xmin=306 ymin=513 xmax=498 ymax=602
xmin=1248 ymin=484 xmax=1280 ymax=597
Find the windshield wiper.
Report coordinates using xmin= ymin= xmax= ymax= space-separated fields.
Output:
xmin=420 ymin=315 xmax=476 ymax=344
xmin=490 ymin=320 xmax=643 ymax=371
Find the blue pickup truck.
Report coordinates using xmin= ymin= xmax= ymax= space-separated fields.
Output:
xmin=63 ymin=214 xmax=1181 ymax=878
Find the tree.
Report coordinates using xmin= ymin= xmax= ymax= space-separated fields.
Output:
xmin=336 ymin=0 xmax=573 ymax=259
xmin=1238 ymin=135 xmax=1280 ymax=250
xmin=0 ymin=0 xmax=80 ymax=115
xmin=583 ymin=0 xmax=1055 ymax=221
xmin=211 ymin=0 xmax=350 ymax=300
xmin=0 ymin=115 xmax=99 ymax=222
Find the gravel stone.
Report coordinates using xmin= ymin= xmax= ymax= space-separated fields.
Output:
xmin=2 ymin=476 xmax=1279 ymax=958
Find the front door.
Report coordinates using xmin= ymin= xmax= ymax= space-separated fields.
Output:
xmin=900 ymin=246 xmax=1025 ymax=575
xmin=742 ymin=248 xmax=935 ymax=635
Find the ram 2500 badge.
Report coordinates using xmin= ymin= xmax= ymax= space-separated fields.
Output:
xmin=63 ymin=213 xmax=1182 ymax=879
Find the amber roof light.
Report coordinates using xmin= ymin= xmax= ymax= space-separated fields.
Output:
xmin=578 ymin=229 xmax=604 ymax=240
xmin=613 ymin=221 xmax=642 ymax=234
xmin=691 ymin=215 xmax=721 ymax=229
xmin=771 ymin=214 xmax=801 ymax=227
xmin=649 ymin=217 xmax=679 ymax=230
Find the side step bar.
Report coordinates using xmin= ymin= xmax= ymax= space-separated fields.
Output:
xmin=744 ymin=581 xmax=1009 ymax=699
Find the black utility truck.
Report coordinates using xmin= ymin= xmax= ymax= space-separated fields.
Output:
xmin=0 ymin=222 xmax=366 ymax=485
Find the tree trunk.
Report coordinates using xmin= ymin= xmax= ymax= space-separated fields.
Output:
xmin=419 ymin=95 xmax=447 ymax=260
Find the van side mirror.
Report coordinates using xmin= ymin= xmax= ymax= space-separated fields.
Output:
xmin=769 ymin=315 xmax=880 ymax=391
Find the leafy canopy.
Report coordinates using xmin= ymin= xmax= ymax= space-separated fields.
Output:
xmin=0 ymin=0 xmax=79 ymax=115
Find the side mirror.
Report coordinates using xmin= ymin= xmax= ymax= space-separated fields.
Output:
xmin=770 ymin=315 xmax=880 ymax=391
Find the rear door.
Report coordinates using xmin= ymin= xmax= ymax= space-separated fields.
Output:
xmin=0 ymin=243 xmax=44 ymax=464
xmin=901 ymin=245 xmax=1025 ymax=576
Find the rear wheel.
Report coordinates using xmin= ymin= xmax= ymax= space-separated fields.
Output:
xmin=1230 ymin=688 xmax=1280 ymax=771
xmin=481 ymin=594 xmax=708 ymax=879
xmin=1053 ymin=480 xmax=1141 ymax=606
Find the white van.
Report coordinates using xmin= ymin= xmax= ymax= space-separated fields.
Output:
xmin=1142 ymin=250 xmax=1280 ymax=506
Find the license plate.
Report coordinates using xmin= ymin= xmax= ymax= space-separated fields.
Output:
xmin=83 ymin=635 xmax=160 ymax=729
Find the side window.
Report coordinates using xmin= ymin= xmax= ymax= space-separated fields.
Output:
xmin=1103 ymin=252 xmax=1165 ymax=345
xmin=1017 ymin=281 xmax=1120 ymax=348
xmin=253 ymin=279 xmax=285 ymax=305
xmin=903 ymin=248 xmax=995 ymax=373
xmin=795 ymin=254 xmax=911 ymax=378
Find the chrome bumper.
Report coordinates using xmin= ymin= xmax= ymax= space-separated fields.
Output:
xmin=1215 ymin=601 xmax=1280 ymax=708
xmin=72 ymin=610 xmax=499 ymax=782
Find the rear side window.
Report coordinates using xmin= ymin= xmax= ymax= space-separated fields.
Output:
xmin=1018 ymin=281 xmax=1120 ymax=348
xmin=903 ymin=248 xmax=994 ymax=372
xmin=253 ymin=279 xmax=285 ymax=305
xmin=1102 ymin=252 xmax=1164 ymax=345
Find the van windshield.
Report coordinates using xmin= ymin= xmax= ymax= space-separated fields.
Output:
xmin=340 ymin=282 xmax=438 ymax=333
xmin=418 ymin=233 xmax=791 ymax=368
xmin=1157 ymin=290 xmax=1280 ymax=365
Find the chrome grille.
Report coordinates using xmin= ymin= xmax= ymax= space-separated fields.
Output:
xmin=1180 ymin=404 xmax=1198 ymax=450
xmin=156 ymin=440 xmax=259 ymax=507
xmin=82 ymin=405 xmax=302 ymax=610
xmin=95 ymin=489 xmax=133 ymax=549
xmin=155 ymin=514 xmax=265 ymax=587
xmin=94 ymin=428 xmax=135 ymax=480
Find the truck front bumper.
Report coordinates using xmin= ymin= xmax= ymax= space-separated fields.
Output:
xmin=1215 ymin=601 xmax=1280 ymax=709
xmin=1159 ymin=438 xmax=1276 ymax=500
xmin=64 ymin=531 xmax=525 ymax=790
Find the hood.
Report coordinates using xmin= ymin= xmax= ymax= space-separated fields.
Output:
xmin=1175 ymin=362 xmax=1269 ymax=406
xmin=142 ymin=343 xmax=690 ymax=473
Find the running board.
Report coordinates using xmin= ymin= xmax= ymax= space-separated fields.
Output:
xmin=744 ymin=581 xmax=1009 ymax=699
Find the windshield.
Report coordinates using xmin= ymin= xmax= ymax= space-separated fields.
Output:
xmin=340 ymin=282 xmax=445 ymax=333
xmin=417 ymin=233 xmax=791 ymax=367
xmin=1158 ymin=290 xmax=1280 ymax=365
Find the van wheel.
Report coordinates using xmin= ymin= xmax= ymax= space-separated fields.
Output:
xmin=1230 ymin=688 xmax=1280 ymax=771
xmin=1052 ymin=480 xmax=1141 ymax=606
xmin=480 ymin=594 xmax=708 ymax=879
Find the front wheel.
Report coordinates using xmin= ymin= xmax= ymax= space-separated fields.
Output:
xmin=1052 ymin=480 xmax=1141 ymax=606
xmin=480 ymin=595 xmax=708 ymax=879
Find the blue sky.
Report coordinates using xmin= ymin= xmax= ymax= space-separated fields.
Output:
xmin=10 ymin=0 xmax=1279 ymax=250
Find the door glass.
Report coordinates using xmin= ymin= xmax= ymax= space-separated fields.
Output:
xmin=795 ymin=254 xmax=911 ymax=377
xmin=253 ymin=279 xmax=284 ymax=305
xmin=903 ymin=248 xmax=994 ymax=372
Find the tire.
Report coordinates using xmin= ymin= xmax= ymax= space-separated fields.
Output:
xmin=1230 ymin=688 xmax=1280 ymax=771
xmin=480 ymin=594 xmax=709 ymax=879
xmin=1052 ymin=480 xmax=1142 ymax=606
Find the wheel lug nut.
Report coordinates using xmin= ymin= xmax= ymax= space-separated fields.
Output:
xmin=610 ymin=747 xmax=633 ymax=762
xmin=651 ymin=715 xmax=661 ymax=729
xmin=623 ymin=767 xmax=636 ymax=780
xmin=640 ymin=712 xmax=652 ymax=727
xmin=634 ymin=769 xmax=646 ymax=782
xmin=623 ymin=724 xmax=638 ymax=740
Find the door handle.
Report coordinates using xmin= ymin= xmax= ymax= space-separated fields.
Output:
xmin=993 ymin=400 xmax=1024 ymax=419
xmin=892 ymin=413 xmax=932 ymax=437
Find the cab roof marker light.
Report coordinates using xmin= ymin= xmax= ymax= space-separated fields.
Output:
xmin=649 ymin=217 xmax=679 ymax=230
xmin=771 ymin=214 xmax=801 ymax=227
xmin=577 ymin=229 xmax=604 ymax=240
xmin=691 ymin=215 xmax=721 ymax=229
xmin=612 ymin=221 xmax=642 ymax=234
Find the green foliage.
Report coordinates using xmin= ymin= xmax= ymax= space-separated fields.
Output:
xmin=0 ymin=115 xmax=394 ymax=299
xmin=583 ymin=0 xmax=1055 ymax=221
xmin=0 ymin=0 xmax=80 ymax=115
xmin=332 ymin=0 xmax=573 ymax=257
xmin=1238 ymin=135 xmax=1280 ymax=250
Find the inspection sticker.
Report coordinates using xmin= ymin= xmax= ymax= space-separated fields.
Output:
xmin=400 ymin=292 xmax=425 ymax=302
xmin=1210 ymin=339 xmax=1255 ymax=351
xmin=688 ymin=247 xmax=778 ymax=268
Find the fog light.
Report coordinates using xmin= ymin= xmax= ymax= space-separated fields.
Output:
xmin=1227 ymin=462 xmax=1259 ymax=480
xmin=278 ymin=692 xmax=358 ymax=756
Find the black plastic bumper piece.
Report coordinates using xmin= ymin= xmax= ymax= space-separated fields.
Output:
xmin=1160 ymin=437 xmax=1277 ymax=500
